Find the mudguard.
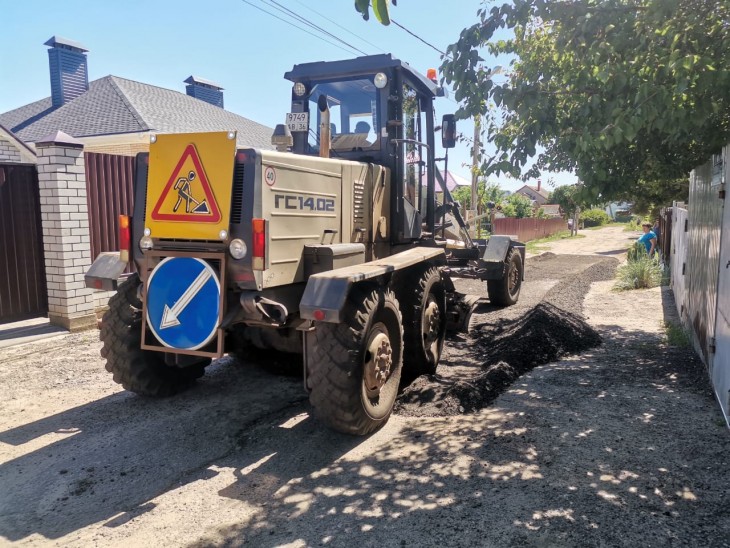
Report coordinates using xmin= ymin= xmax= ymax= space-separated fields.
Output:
xmin=299 ymin=247 xmax=446 ymax=323
xmin=84 ymin=252 xmax=128 ymax=291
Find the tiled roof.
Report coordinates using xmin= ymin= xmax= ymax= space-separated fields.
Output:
xmin=0 ymin=76 xmax=274 ymax=150
xmin=525 ymin=185 xmax=550 ymax=199
xmin=515 ymin=184 xmax=550 ymax=200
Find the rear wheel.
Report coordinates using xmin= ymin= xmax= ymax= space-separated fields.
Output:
xmin=100 ymin=275 xmax=206 ymax=396
xmin=400 ymin=267 xmax=446 ymax=377
xmin=307 ymin=286 xmax=403 ymax=435
xmin=487 ymin=248 xmax=523 ymax=306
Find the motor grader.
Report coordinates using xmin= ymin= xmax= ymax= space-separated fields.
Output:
xmin=85 ymin=54 xmax=525 ymax=435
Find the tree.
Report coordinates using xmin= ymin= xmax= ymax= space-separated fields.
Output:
xmin=439 ymin=0 xmax=730 ymax=203
xmin=619 ymin=176 xmax=689 ymax=216
xmin=501 ymin=192 xmax=534 ymax=218
xmin=452 ymin=180 xmax=506 ymax=212
xmin=549 ymin=184 xmax=582 ymax=217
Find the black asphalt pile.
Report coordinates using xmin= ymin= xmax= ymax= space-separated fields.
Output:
xmin=395 ymin=255 xmax=617 ymax=418
xmin=474 ymin=302 xmax=602 ymax=370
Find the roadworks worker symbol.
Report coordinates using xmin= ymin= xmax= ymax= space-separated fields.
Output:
xmin=150 ymin=144 xmax=221 ymax=222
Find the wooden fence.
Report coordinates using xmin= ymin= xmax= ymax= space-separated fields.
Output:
xmin=492 ymin=217 xmax=567 ymax=242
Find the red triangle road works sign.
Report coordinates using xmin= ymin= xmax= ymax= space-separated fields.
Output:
xmin=150 ymin=144 xmax=221 ymax=223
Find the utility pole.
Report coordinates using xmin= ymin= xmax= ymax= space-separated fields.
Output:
xmin=471 ymin=117 xmax=480 ymax=213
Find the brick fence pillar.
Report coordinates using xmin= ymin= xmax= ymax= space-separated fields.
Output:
xmin=35 ymin=131 xmax=96 ymax=331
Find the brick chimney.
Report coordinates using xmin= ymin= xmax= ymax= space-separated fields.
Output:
xmin=184 ymin=76 xmax=224 ymax=108
xmin=537 ymin=178 xmax=542 ymax=192
xmin=45 ymin=36 xmax=89 ymax=108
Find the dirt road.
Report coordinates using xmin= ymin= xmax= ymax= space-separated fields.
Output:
xmin=1 ymin=226 xmax=728 ymax=547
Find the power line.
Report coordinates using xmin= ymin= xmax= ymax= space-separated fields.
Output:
xmin=292 ymin=0 xmax=386 ymax=54
xmin=240 ymin=0 xmax=361 ymax=57
xmin=391 ymin=19 xmax=450 ymax=59
xmin=261 ymin=0 xmax=370 ymax=56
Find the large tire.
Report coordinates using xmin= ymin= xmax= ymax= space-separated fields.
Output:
xmin=100 ymin=275 xmax=206 ymax=396
xmin=400 ymin=267 xmax=446 ymax=377
xmin=487 ymin=248 xmax=523 ymax=306
xmin=307 ymin=286 xmax=403 ymax=435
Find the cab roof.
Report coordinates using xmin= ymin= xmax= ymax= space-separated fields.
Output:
xmin=284 ymin=53 xmax=439 ymax=97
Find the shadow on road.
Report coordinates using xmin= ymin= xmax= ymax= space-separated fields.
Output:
xmin=197 ymin=316 xmax=725 ymax=547
xmin=0 ymin=355 xmax=312 ymax=541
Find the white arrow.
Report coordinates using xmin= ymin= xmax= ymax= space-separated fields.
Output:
xmin=160 ymin=268 xmax=213 ymax=329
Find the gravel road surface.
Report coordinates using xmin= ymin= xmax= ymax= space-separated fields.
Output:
xmin=1 ymin=226 xmax=727 ymax=547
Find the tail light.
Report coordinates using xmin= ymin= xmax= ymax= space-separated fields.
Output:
xmin=119 ymin=215 xmax=131 ymax=263
xmin=252 ymin=218 xmax=266 ymax=270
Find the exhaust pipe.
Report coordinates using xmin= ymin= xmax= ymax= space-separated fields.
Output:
xmin=240 ymin=293 xmax=288 ymax=325
xmin=318 ymin=94 xmax=330 ymax=158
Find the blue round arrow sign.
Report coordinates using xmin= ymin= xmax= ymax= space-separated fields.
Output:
xmin=146 ymin=257 xmax=221 ymax=350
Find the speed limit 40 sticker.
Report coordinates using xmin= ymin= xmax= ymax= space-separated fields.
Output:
xmin=265 ymin=166 xmax=276 ymax=186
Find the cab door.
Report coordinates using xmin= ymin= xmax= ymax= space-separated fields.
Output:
xmin=392 ymin=77 xmax=434 ymax=243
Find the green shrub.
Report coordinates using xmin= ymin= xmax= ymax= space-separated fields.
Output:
xmin=624 ymin=217 xmax=643 ymax=232
xmin=581 ymin=208 xmax=611 ymax=227
xmin=615 ymin=243 xmax=665 ymax=290
xmin=614 ymin=214 xmax=633 ymax=223
xmin=664 ymin=321 xmax=690 ymax=347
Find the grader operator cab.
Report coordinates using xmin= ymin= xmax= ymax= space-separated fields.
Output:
xmin=86 ymin=54 xmax=525 ymax=435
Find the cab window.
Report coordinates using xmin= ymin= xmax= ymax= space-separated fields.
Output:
xmin=307 ymin=78 xmax=380 ymax=152
xmin=401 ymin=83 xmax=426 ymax=209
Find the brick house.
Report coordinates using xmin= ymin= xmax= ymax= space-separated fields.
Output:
xmin=0 ymin=123 xmax=37 ymax=164
xmin=514 ymin=181 xmax=551 ymax=205
xmin=0 ymin=36 xmax=274 ymax=154
xmin=0 ymin=36 xmax=275 ymax=329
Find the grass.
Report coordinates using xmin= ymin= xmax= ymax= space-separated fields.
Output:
xmin=664 ymin=321 xmax=691 ymax=347
xmin=614 ymin=243 xmax=666 ymax=290
xmin=526 ymin=230 xmax=585 ymax=253
xmin=623 ymin=218 xmax=644 ymax=232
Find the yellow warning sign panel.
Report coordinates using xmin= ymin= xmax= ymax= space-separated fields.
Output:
xmin=145 ymin=132 xmax=236 ymax=240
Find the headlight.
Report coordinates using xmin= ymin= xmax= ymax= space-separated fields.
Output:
xmin=140 ymin=236 xmax=153 ymax=250
xmin=293 ymin=82 xmax=307 ymax=97
xmin=229 ymin=239 xmax=247 ymax=260
xmin=374 ymin=72 xmax=388 ymax=89
xmin=219 ymin=229 xmax=228 ymax=241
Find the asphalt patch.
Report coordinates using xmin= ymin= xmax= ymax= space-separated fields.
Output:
xmin=396 ymin=303 xmax=602 ymax=416
xmin=395 ymin=254 xmax=616 ymax=418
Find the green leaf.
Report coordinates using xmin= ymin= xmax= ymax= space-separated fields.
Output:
xmin=372 ymin=0 xmax=391 ymax=25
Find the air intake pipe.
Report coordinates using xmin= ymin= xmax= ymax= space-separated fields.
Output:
xmin=318 ymin=94 xmax=330 ymax=158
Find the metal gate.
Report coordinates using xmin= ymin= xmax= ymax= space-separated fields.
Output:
xmin=0 ymin=164 xmax=47 ymax=322
xmin=84 ymin=152 xmax=135 ymax=271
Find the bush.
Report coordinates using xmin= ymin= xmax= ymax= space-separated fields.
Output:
xmin=624 ymin=217 xmax=643 ymax=232
xmin=580 ymin=208 xmax=611 ymax=227
xmin=615 ymin=243 xmax=665 ymax=290
xmin=614 ymin=214 xmax=633 ymax=223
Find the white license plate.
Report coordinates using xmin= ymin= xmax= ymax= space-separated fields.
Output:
xmin=286 ymin=112 xmax=309 ymax=132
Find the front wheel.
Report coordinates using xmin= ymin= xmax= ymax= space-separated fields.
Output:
xmin=307 ymin=286 xmax=403 ymax=435
xmin=487 ymin=248 xmax=523 ymax=306
xmin=100 ymin=275 xmax=206 ymax=396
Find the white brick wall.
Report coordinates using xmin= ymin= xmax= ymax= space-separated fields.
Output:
xmin=35 ymin=139 xmax=96 ymax=329
xmin=0 ymin=136 xmax=22 ymax=163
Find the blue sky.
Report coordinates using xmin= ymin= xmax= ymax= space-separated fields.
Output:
xmin=0 ymin=0 xmax=575 ymax=192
